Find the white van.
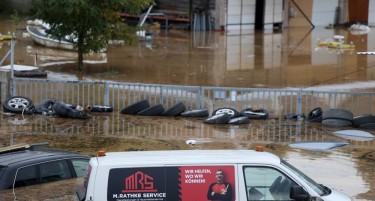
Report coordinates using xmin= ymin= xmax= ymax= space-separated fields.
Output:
xmin=78 ymin=149 xmax=352 ymax=201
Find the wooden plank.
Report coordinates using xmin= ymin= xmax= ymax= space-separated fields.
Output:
xmin=120 ymin=13 xmax=190 ymax=22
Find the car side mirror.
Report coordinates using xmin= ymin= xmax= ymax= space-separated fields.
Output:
xmin=290 ymin=185 xmax=310 ymax=201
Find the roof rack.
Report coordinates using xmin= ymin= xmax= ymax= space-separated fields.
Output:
xmin=0 ymin=142 xmax=49 ymax=154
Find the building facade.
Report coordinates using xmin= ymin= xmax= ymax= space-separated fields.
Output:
xmin=6 ymin=0 xmax=375 ymax=30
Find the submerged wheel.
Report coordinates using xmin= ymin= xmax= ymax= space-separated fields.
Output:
xmin=212 ymin=108 xmax=239 ymax=119
xmin=228 ymin=116 xmax=250 ymax=125
xmin=203 ymin=113 xmax=230 ymax=124
xmin=240 ymin=108 xmax=269 ymax=120
xmin=162 ymin=102 xmax=186 ymax=116
xmin=121 ymin=100 xmax=150 ymax=115
xmin=3 ymin=96 xmax=34 ymax=114
xmin=90 ymin=105 xmax=113 ymax=113
xmin=322 ymin=119 xmax=352 ymax=127
xmin=180 ymin=109 xmax=209 ymax=117
xmin=307 ymin=107 xmax=323 ymax=122
xmin=137 ymin=104 xmax=165 ymax=116
xmin=353 ymin=114 xmax=375 ymax=127
xmin=322 ymin=109 xmax=353 ymax=121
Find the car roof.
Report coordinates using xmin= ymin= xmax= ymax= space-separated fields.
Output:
xmin=95 ymin=150 xmax=281 ymax=166
xmin=0 ymin=147 xmax=88 ymax=167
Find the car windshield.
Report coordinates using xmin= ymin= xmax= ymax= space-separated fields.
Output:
xmin=281 ymin=159 xmax=329 ymax=196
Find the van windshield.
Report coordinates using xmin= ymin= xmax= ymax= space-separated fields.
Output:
xmin=77 ymin=164 xmax=92 ymax=201
xmin=281 ymin=160 xmax=329 ymax=196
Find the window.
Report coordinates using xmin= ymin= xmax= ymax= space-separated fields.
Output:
xmin=14 ymin=165 xmax=37 ymax=188
xmin=244 ymin=166 xmax=297 ymax=201
xmin=281 ymin=159 xmax=327 ymax=196
xmin=71 ymin=159 xmax=89 ymax=177
xmin=40 ymin=160 xmax=72 ymax=183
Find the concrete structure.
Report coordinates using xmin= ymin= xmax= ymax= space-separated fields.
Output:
xmin=7 ymin=0 xmax=375 ymax=30
xmin=0 ymin=70 xmax=11 ymax=103
xmin=287 ymin=0 xmax=375 ymax=27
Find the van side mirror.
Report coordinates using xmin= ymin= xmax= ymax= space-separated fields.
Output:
xmin=290 ymin=185 xmax=310 ymax=201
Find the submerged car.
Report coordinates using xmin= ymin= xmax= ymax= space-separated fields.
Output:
xmin=0 ymin=142 xmax=89 ymax=200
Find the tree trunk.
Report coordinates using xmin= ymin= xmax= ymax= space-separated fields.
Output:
xmin=77 ymin=35 xmax=84 ymax=70
xmin=77 ymin=50 xmax=84 ymax=70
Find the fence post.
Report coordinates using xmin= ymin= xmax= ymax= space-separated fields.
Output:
xmin=199 ymin=87 xmax=204 ymax=109
xmin=160 ymin=85 xmax=164 ymax=105
xmin=296 ymin=89 xmax=303 ymax=114
xmin=104 ymin=82 xmax=109 ymax=105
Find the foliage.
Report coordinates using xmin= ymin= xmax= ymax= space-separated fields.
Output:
xmin=10 ymin=10 xmax=21 ymax=29
xmin=30 ymin=0 xmax=154 ymax=70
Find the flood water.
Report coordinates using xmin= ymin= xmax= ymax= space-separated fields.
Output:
xmin=2 ymin=18 xmax=375 ymax=90
xmin=1 ymin=18 xmax=375 ymax=200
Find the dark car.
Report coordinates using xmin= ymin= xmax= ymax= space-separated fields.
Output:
xmin=0 ymin=142 xmax=89 ymax=200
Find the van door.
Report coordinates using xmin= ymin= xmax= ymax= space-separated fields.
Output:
xmin=106 ymin=165 xmax=237 ymax=201
xmin=238 ymin=165 xmax=299 ymax=201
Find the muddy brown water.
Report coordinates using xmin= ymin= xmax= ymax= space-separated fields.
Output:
xmin=1 ymin=18 xmax=375 ymax=200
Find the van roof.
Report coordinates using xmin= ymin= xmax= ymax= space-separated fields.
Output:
xmin=0 ymin=143 xmax=88 ymax=167
xmin=95 ymin=150 xmax=281 ymax=166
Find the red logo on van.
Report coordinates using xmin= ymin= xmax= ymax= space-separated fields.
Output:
xmin=122 ymin=171 xmax=157 ymax=192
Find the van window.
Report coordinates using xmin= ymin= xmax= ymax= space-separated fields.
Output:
xmin=71 ymin=159 xmax=89 ymax=177
xmin=243 ymin=166 xmax=297 ymax=201
xmin=40 ymin=160 xmax=72 ymax=183
xmin=281 ymin=159 xmax=326 ymax=196
xmin=14 ymin=165 xmax=37 ymax=188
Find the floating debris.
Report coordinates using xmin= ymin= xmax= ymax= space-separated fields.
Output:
xmin=333 ymin=130 xmax=374 ymax=141
xmin=185 ymin=138 xmax=212 ymax=146
xmin=349 ymin=23 xmax=371 ymax=35
xmin=289 ymin=141 xmax=349 ymax=151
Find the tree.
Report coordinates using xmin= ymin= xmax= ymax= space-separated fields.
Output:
xmin=10 ymin=10 xmax=22 ymax=30
xmin=31 ymin=0 xmax=154 ymax=70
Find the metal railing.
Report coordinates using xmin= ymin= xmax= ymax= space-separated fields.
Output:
xmin=13 ymin=78 xmax=375 ymax=117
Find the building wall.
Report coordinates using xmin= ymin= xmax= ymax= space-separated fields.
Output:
xmin=211 ymin=0 xmax=226 ymax=30
xmin=369 ymin=0 xmax=375 ymax=26
xmin=348 ymin=0 xmax=369 ymax=24
xmin=154 ymin=0 xmax=209 ymax=17
xmin=288 ymin=0 xmax=313 ymax=27
xmin=312 ymin=0 xmax=338 ymax=26
xmin=7 ymin=0 xmax=374 ymax=29
xmin=288 ymin=0 xmax=374 ymax=27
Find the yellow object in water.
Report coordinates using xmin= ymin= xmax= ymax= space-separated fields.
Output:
xmin=327 ymin=43 xmax=355 ymax=49
xmin=0 ymin=34 xmax=15 ymax=40
xmin=317 ymin=41 xmax=330 ymax=46
xmin=317 ymin=40 xmax=355 ymax=49
xmin=317 ymin=41 xmax=340 ymax=47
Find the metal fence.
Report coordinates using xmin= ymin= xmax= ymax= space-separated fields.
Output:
xmin=13 ymin=78 xmax=375 ymax=117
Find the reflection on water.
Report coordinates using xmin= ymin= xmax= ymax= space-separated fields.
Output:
xmin=0 ymin=112 xmax=375 ymax=200
xmin=3 ymin=113 xmax=374 ymax=147
xmin=2 ymin=22 xmax=375 ymax=90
